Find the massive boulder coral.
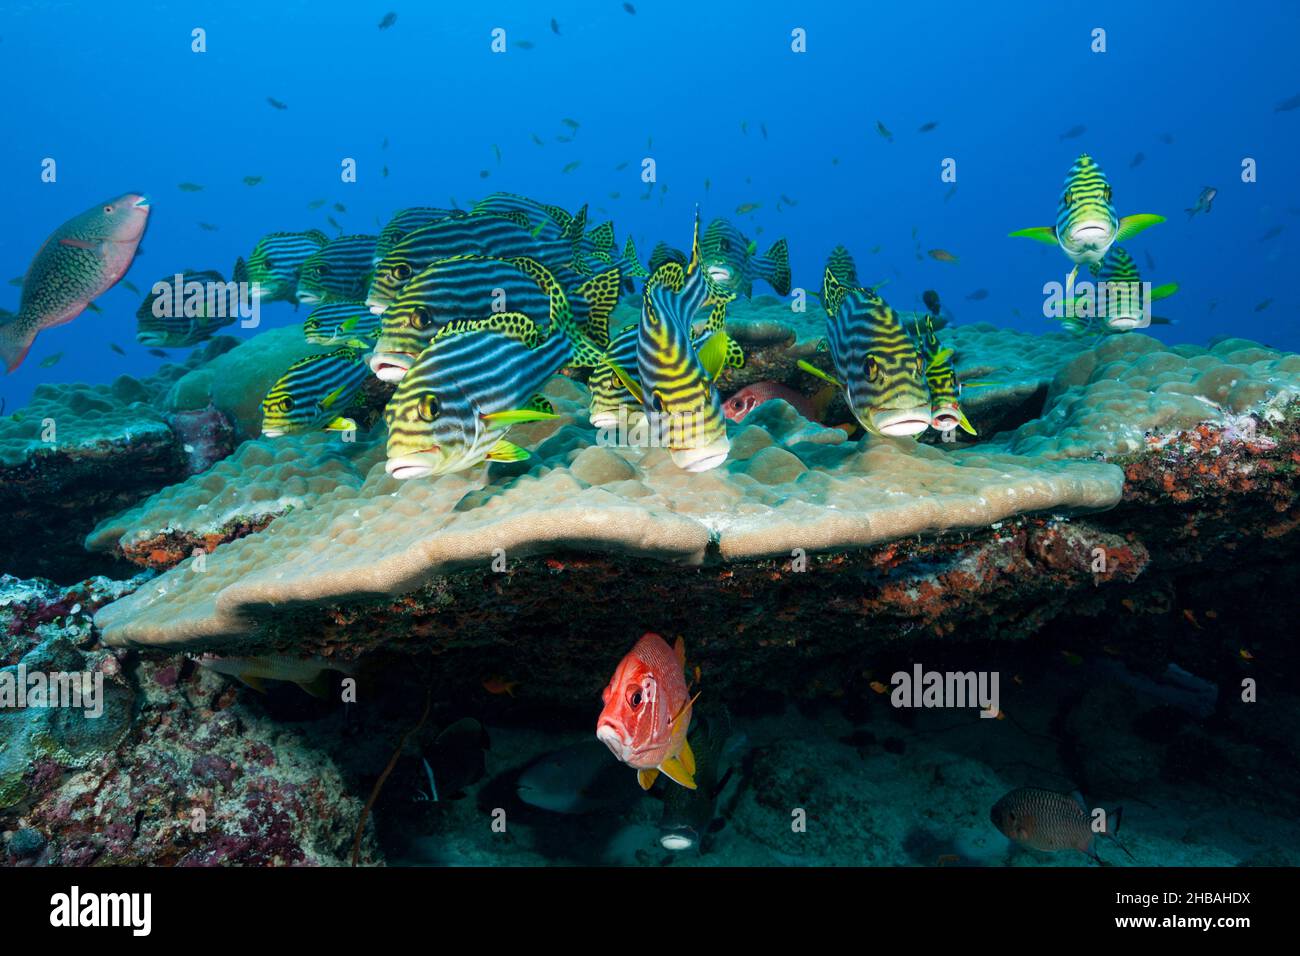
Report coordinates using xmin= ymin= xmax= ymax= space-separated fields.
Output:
xmin=86 ymin=428 xmax=386 ymax=570
xmin=94 ymin=371 xmax=1124 ymax=649
xmin=68 ymin=316 xmax=1300 ymax=705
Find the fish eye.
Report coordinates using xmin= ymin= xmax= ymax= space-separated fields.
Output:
xmin=865 ymin=357 xmax=880 ymax=382
xmin=411 ymin=306 xmax=434 ymax=331
xmin=628 ymin=688 xmax=643 ymax=708
xmin=416 ymin=394 xmax=440 ymax=422
xmin=1103 ymin=185 xmax=1113 ymax=202
xmin=394 ymin=263 xmax=412 ymax=280
xmin=316 ymin=263 xmax=331 ymax=277
xmin=279 ymin=397 xmax=295 ymax=413
xmin=1063 ymin=191 xmax=1074 ymax=206
xmin=103 ymin=205 xmax=113 ymax=213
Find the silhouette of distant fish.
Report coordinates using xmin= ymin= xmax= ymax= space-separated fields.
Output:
xmin=266 ymin=96 xmax=287 ymax=110
xmin=1059 ymin=125 xmax=1086 ymax=140
xmin=378 ymin=11 xmax=396 ymax=29
xmin=1273 ymin=92 xmax=1300 ymax=112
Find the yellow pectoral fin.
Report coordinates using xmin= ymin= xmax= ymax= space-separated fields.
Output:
xmin=1008 ymin=226 xmax=1058 ymax=245
xmin=1149 ymin=282 xmax=1178 ymax=301
xmin=797 ymin=359 xmax=845 ymax=390
xmin=958 ymin=408 xmax=977 ymax=436
xmin=481 ymin=408 xmax=559 ymax=425
xmin=486 ymin=438 xmax=530 ymax=462
xmin=1116 ymin=214 xmax=1166 ymax=241
xmin=607 ymin=357 xmax=645 ymax=406
xmin=697 ymin=330 xmax=730 ymax=382
xmin=324 ymin=417 xmax=356 ymax=432
xmin=658 ymin=755 xmax=697 ymax=790
xmin=679 ymin=738 xmax=696 ymax=776
xmin=637 ymin=768 xmax=659 ymax=791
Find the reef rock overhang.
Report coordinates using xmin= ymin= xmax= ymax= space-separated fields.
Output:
xmin=93 ymin=378 xmax=1125 ymax=650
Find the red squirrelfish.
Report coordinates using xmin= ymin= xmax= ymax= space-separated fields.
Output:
xmin=723 ymin=381 xmax=835 ymax=423
xmin=596 ymin=633 xmax=698 ymax=791
xmin=1 ymin=193 xmax=150 ymax=372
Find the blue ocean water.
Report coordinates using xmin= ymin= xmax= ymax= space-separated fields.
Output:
xmin=2 ymin=0 xmax=1297 ymax=408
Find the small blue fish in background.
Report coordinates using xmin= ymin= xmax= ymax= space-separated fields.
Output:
xmin=377 ymin=11 xmax=397 ymax=30
xmin=1186 ymin=186 xmax=1217 ymax=218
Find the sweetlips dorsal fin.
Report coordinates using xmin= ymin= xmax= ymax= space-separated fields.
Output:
xmin=576 ymin=267 xmax=622 ymax=349
xmin=434 ymin=312 xmax=545 ymax=349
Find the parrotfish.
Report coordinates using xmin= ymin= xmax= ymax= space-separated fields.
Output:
xmin=1009 ymin=153 xmax=1164 ymax=276
xmin=990 ymin=787 xmax=1133 ymax=864
xmin=596 ymin=632 xmax=698 ymax=791
xmin=0 ymin=193 xmax=150 ymax=372
xmin=798 ymin=247 xmax=932 ymax=437
xmin=699 ymin=218 xmax=791 ymax=300
xmin=260 ymin=346 xmax=371 ymax=436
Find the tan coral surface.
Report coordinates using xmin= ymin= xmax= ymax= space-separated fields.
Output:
xmin=96 ymin=375 xmax=1123 ymax=648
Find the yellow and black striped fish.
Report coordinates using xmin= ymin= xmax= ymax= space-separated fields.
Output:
xmin=367 ymin=214 xmax=579 ymax=314
xmin=384 ymin=261 xmax=607 ymax=478
xmin=799 ymin=247 xmax=931 ymax=437
xmin=604 ymin=213 xmax=734 ymax=472
xmin=297 ymin=234 xmax=379 ymax=304
xmin=1063 ymin=245 xmax=1178 ymax=335
xmin=261 ymin=346 xmax=371 ymax=437
xmin=235 ymin=229 xmax=329 ymax=304
xmin=375 ymin=207 xmax=465 ymax=261
xmin=700 ymin=218 xmax=791 ymax=300
xmin=913 ymin=314 xmax=974 ymax=435
xmin=369 ymin=255 xmax=619 ymax=382
xmin=1009 ymin=153 xmax=1164 ymax=273
xmin=135 ymin=270 xmax=237 ymax=348
xmin=303 ymin=300 xmax=382 ymax=347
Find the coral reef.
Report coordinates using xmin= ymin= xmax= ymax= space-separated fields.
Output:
xmin=92 ymin=369 xmax=1123 ymax=649
xmin=86 ymin=428 xmax=386 ymax=570
xmin=0 ymin=343 xmax=238 ymax=581
xmin=0 ymin=574 xmax=370 ymax=865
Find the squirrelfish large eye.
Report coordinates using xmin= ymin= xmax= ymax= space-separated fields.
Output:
xmin=394 ymin=262 xmax=412 ymax=281
xmin=628 ymin=688 xmax=643 ymax=708
xmin=411 ymin=306 xmax=434 ymax=331
xmin=416 ymin=394 xmax=440 ymax=422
